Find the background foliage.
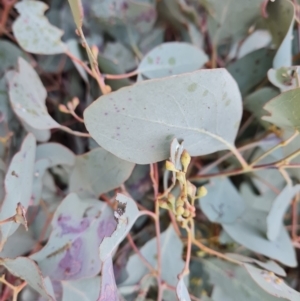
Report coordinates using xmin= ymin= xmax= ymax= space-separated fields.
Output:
xmin=0 ymin=0 xmax=300 ymax=300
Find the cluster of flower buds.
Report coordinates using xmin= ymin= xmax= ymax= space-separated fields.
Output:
xmin=161 ymin=147 xmax=207 ymax=227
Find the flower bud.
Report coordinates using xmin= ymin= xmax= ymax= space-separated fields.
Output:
xmin=166 ymin=160 xmax=177 ymax=172
xmin=196 ymin=186 xmax=207 ymax=198
xmin=176 ymin=206 xmax=185 ymax=216
xmin=181 ymin=150 xmax=191 ymax=172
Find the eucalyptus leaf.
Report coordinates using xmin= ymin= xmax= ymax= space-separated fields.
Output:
xmin=264 ymin=0 xmax=295 ymax=68
xmin=176 ymin=278 xmax=191 ymax=301
xmin=0 ymin=257 xmax=56 ymax=300
xmin=263 ymin=87 xmax=300 ymax=131
xmin=84 ymin=69 xmax=242 ymax=164
xmin=67 ymin=0 xmax=83 ymax=29
xmin=69 ymin=147 xmax=135 ymax=198
xmin=13 ymin=1 xmax=66 ymax=54
xmin=138 ymin=42 xmax=208 ymax=79
xmin=62 ymin=276 xmax=101 ymax=301
xmin=244 ymin=264 xmax=300 ymax=301
xmin=99 ymin=193 xmax=140 ymax=261
xmin=268 ymin=67 xmax=299 ymax=92
xmin=7 ymin=58 xmax=60 ymax=131
xmin=267 ymin=184 xmax=300 ymax=241
xmin=200 ymin=176 xmax=246 ymax=224
xmin=223 ymin=207 xmax=297 ymax=267
xmin=30 ymin=193 xmax=116 ymax=280
xmin=0 ymin=133 xmax=36 ymax=249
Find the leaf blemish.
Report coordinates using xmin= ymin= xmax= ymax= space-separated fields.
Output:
xmin=188 ymin=83 xmax=197 ymax=92
xmin=168 ymin=57 xmax=176 ymax=65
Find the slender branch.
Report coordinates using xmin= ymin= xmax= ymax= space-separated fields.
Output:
xmin=59 ymin=126 xmax=90 ymax=137
xmin=104 ymin=69 xmax=139 ymax=80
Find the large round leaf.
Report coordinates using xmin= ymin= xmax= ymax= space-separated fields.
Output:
xmin=84 ymin=69 xmax=242 ymax=164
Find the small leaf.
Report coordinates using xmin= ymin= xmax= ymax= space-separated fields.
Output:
xmin=268 ymin=67 xmax=298 ymax=92
xmin=262 ymin=88 xmax=300 ymax=131
xmin=99 ymin=193 xmax=140 ymax=261
xmin=67 ymin=0 xmax=83 ymax=29
xmin=98 ymin=257 xmax=119 ymax=301
xmin=13 ymin=1 xmax=66 ymax=55
xmin=244 ymin=264 xmax=300 ymax=301
xmin=223 ymin=207 xmax=297 ymax=267
xmin=84 ymin=69 xmax=242 ymax=164
xmin=62 ymin=276 xmax=101 ymax=301
xmin=176 ymin=278 xmax=191 ymax=301
xmin=30 ymin=193 xmax=116 ymax=280
xmin=7 ymin=58 xmax=60 ymax=132
xmin=267 ymin=184 xmax=300 ymax=241
xmin=225 ymin=253 xmax=286 ymax=276
xmin=199 ymin=176 xmax=246 ymax=224
xmin=138 ymin=42 xmax=208 ymax=79
xmin=69 ymin=147 xmax=135 ymax=198
xmin=0 ymin=134 xmax=36 ymax=249
xmin=264 ymin=0 xmax=295 ymax=68
xmin=0 ymin=257 xmax=56 ymax=300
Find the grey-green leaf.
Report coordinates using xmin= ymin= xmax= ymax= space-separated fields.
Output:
xmin=262 ymin=87 xmax=300 ymax=131
xmin=69 ymin=147 xmax=135 ymax=198
xmin=138 ymin=42 xmax=208 ymax=79
xmin=84 ymin=69 xmax=242 ymax=164
xmin=13 ymin=1 xmax=66 ymax=55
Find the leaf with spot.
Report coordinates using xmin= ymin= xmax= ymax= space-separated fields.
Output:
xmin=69 ymin=147 xmax=135 ymax=198
xmin=138 ymin=42 xmax=208 ymax=79
xmin=119 ymin=224 xmax=185 ymax=301
xmin=244 ymin=264 xmax=300 ymax=301
xmin=0 ymin=133 xmax=36 ymax=249
xmin=13 ymin=0 xmax=66 ymax=55
xmin=227 ymin=48 xmax=275 ymax=96
xmin=7 ymin=58 xmax=60 ymax=136
xmin=199 ymin=176 xmax=246 ymax=224
xmin=99 ymin=193 xmax=140 ymax=261
xmin=268 ymin=67 xmax=299 ymax=92
xmin=262 ymin=87 xmax=300 ymax=131
xmin=267 ymin=184 xmax=300 ymax=241
xmin=264 ymin=0 xmax=295 ymax=68
xmin=30 ymin=193 xmax=116 ymax=281
xmin=223 ymin=207 xmax=297 ymax=267
xmin=204 ymin=258 xmax=284 ymax=301
xmin=61 ymin=276 xmax=101 ymax=301
xmin=84 ymin=69 xmax=242 ymax=164
xmin=0 ymin=257 xmax=56 ymax=300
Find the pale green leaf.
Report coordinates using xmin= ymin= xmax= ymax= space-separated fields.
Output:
xmin=120 ymin=224 xmax=184 ymax=292
xmin=202 ymin=0 xmax=264 ymax=45
xmin=0 ymin=257 xmax=56 ymax=300
xmin=204 ymin=258 xmax=283 ymax=301
xmin=69 ymin=147 xmax=135 ymax=198
xmin=84 ymin=69 xmax=242 ymax=164
xmin=30 ymin=193 xmax=115 ymax=280
xmin=138 ymin=42 xmax=208 ymax=79
xmin=0 ymin=134 xmax=36 ymax=249
xmin=99 ymin=193 xmax=140 ymax=261
xmin=7 ymin=58 xmax=60 ymax=131
xmin=13 ymin=1 xmax=66 ymax=55
xmin=68 ymin=0 xmax=83 ymax=29
xmin=200 ymin=176 xmax=246 ymax=224
xmin=244 ymin=264 xmax=300 ymax=301
xmin=223 ymin=208 xmax=297 ymax=267
xmin=244 ymin=87 xmax=279 ymax=129
xmin=211 ymin=286 xmax=233 ymax=301
xmin=268 ymin=67 xmax=298 ymax=92
xmin=264 ymin=0 xmax=295 ymax=68
xmin=225 ymin=253 xmax=286 ymax=276
xmin=262 ymin=88 xmax=300 ymax=131
xmin=267 ymin=184 xmax=300 ymax=241
xmin=227 ymin=48 xmax=275 ymax=96
xmin=176 ymin=278 xmax=191 ymax=301
xmin=62 ymin=277 xmax=101 ymax=301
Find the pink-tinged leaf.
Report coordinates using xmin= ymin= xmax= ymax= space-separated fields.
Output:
xmin=0 ymin=133 xmax=36 ymax=249
xmin=0 ymin=257 xmax=56 ymax=300
xmin=176 ymin=278 xmax=191 ymax=301
xmin=99 ymin=193 xmax=140 ymax=261
xmin=98 ymin=257 xmax=119 ymax=301
xmin=30 ymin=193 xmax=116 ymax=281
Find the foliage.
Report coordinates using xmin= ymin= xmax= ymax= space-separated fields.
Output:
xmin=0 ymin=0 xmax=300 ymax=300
